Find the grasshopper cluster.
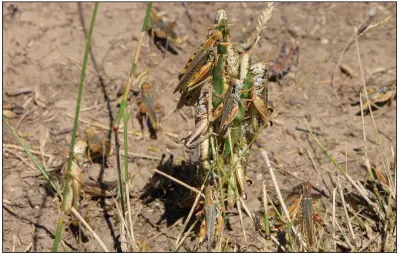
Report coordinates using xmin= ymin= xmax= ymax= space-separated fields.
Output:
xmin=173 ymin=9 xmax=274 ymax=250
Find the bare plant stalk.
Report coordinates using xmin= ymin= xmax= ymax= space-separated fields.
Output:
xmin=237 ymin=198 xmax=248 ymax=245
xmin=262 ymin=181 xmax=271 ymax=239
xmin=70 ymin=208 xmax=110 ymax=251
xmin=153 ymin=168 xmax=205 ymax=198
xmin=261 ymin=150 xmax=308 ymax=250
xmin=332 ymin=187 xmax=337 ymax=252
xmin=113 ymin=1 xmax=152 ymax=224
xmin=175 ymin=183 xmax=206 ymax=247
xmin=354 ymin=25 xmax=390 ymax=182
xmin=126 ymin=182 xmax=139 ymax=251
xmin=338 ymin=184 xmax=355 ymax=241
xmin=174 ymin=219 xmax=200 ymax=251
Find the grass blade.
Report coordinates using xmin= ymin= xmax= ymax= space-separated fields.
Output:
xmin=53 ymin=2 xmax=99 ymax=251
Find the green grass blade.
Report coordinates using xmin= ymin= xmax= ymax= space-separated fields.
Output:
xmin=51 ymin=214 xmax=65 ymax=252
xmin=54 ymin=2 xmax=99 ymax=251
xmin=114 ymin=2 xmax=152 ymax=127
xmin=123 ymin=107 xmax=130 ymax=181
xmin=3 ymin=116 xmax=58 ymax=192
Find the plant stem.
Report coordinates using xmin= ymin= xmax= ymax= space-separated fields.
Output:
xmin=53 ymin=2 xmax=99 ymax=251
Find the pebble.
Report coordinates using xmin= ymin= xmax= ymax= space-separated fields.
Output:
xmin=369 ymin=7 xmax=377 ymax=17
xmin=321 ymin=38 xmax=329 ymax=44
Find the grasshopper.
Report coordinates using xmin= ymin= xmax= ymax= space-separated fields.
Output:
xmin=183 ymin=92 xmax=210 ymax=149
xmin=237 ymin=17 xmax=259 ymax=53
xmin=232 ymin=152 xmax=247 ymax=197
xmin=84 ymin=127 xmax=111 ymax=164
xmin=248 ymin=62 xmax=273 ymax=128
xmin=300 ymin=182 xmax=315 ymax=249
xmin=257 ymin=182 xmax=323 ymax=240
xmin=197 ymin=186 xmax=223 ymax=252
xmin=219 ymin=78 xmax=246 ymax=135
xmin=224 ymin=42 xmax=240 ymax=78
xmin=355 ymin=83 xmax=396 ymax=115
xmin=174 ymin=9 xmax=228 ymax=109
xmin=61 ymin=139 xmax=87 ymax=212
xmin=174 ymin=30 xmax=222 ymax=95
xmin=148 ymin=9 xmax=182 ymax=54
xmin=268 ymin=43 xmax=299 ymax=82
xmin=2 ymin=102 xmax=24 ymax=119
xmin=136 ymin=82 xmax=164 ymax=139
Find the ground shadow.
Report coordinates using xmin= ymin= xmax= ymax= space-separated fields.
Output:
xmin=139 ymin=154 xmax=202 ymax=227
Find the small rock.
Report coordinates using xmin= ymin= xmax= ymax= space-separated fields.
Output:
xmin=369 ymin=7 xmax=377 ymax=17
xmin=255 ymin=172 xmax=263 ymax=181
xmin=321 ymin=38 xmax=329 ymax=44
xmin=38 ymin=186 xmax=47 ymax=195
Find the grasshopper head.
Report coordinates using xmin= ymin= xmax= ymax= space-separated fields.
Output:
xmin=300 ymin=182 xmax=312 ymax=197
xmin=215 ymin=9 xmax=227 ymax=24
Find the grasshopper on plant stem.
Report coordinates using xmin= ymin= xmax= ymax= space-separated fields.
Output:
xmin=219 ymin=78 xmax=247 ymax=136
xmin=174 ymin=30 xmax=222 ymax=94
xmin=61 ymin=139 xmax=87 ymax=212
xmin=256 ymin=182 xmax=323 ymax=244
xmin=200 ymin=186 xmax=223 ymax=252
xmin=247 ymin=62 xmax=273 ymax=130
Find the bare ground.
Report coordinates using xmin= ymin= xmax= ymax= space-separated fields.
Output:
xmin=2 ymin=2 xmax=396 ymax=252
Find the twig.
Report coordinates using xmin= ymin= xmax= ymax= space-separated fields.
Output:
xmin=120 ymin=149 xmax=161 ymax=160
xmin=175 ymin=182 xmax=207 ymax=247
xmin=15 ymin=108 xmax=34 ymax=130
xmin=334 ymin=219 xmax=355 ymax=251
xmin=80 ymin=102 xmax=107 ymax=112
xmin=143 ymin=218 xmax=181 ymax=246
xmin=239 ymin=196 xmax=254 ymax=223
xmin=237 ymin=198 xmax=248 ymax=245
xmin=6 ymin=87 xmax=33 ymax=96
xmin=112 ymin=198 xmax=136 ymax=251
xmin=306 ymin=148 xmax=318 ymax=172
xmin=331 ymin=17 xmax=371 ymax=90
xmin=24 ymin=242 xmax=32 ymax=252
xmin=355 ymin=25 xmax=391 ymax=187
xmin=359 ymin=232 xmax=382 ymax=251
xmin=177 ymin=109 xmax=189 ymax=122
xmin=153 ymin=168 xmax=205 ymax=198
xmin=125 ymin=182 xmax=139 ymax=252
xmin=182 ymin=2 xmax=192 ymax=22
xmin=261 ymin=150 xmax=308 ymax=250
xmin=332 ymin=187 xmax=337 ymax=252
xmin=70 ymin=207 xmax=109 ymax=252
xmin=174 ymin=219 xmax=199 ymax=251
xmin=56 ymin=40 xmax=100 ymax=77
xmin=338 ymin=183 xmax=355 ymax=241
xmin=295 ymin=126 xmax=322 ymax=136
xmin=4 ymin=148 xmax=38 ymax=172
xmin=262 ymin=181 xmax=270 ymax=238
